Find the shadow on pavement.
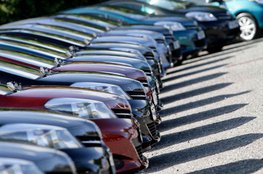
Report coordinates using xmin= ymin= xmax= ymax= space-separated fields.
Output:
xmin=161 ymin=91 xmax=250 ymax=116
xmin=156 ymin=116 xmax=255 ymax=149
xmin=147 ymin=133 xmax=263 ymax=172
xmin=167 ymin=56 xmax=232 ymax=75
xmin=163 ymin=64 xmax=228 ymax=83
xmin=195 ymin=45 xmax=254 ymax=62
xmin=187 ymin=159 xmax=263 ymax=174
xmin=159 ymin=103 xmax=248 ymax=131
xmin=161 ymin=72 xmax=227 ymax=93
xmin=162 ymin=83 xmax=232 ymax=105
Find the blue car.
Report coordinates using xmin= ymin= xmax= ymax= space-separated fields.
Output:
xmin=207 ymin=0 xmax=263 ymax=41
xmin=62 ymin=6 xmax=207 ymax=58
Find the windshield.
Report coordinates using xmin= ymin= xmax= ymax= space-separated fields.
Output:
xmin=0 ymin=125 xmax=82 ymax=149
xmin=0 ymin=49 xmax=54 ymax=68
xmin=62 ymin=14 xmax=120 ymax=26
xmin=0 ymin=38 xmax=69 ymax=58
xmin=0 ymin=59 xmax=41 ymax=79
xmin=100 ymin=6 xmax=147 ymax=19
xmin=0 ymin=28 xmax=85 ymax=47
xmin=54 ymin=16 xmax=107 ymax=32
xmin=38 ymin=24 xmax=93 ymax=40
xmin=0 ymin=35 xmax=70 ymax=53
xmin=139 ymin=0 xmax=193 ymax=10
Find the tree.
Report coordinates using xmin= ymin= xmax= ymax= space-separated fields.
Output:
xmin=0 ymin=0 xmax=105 ymax=24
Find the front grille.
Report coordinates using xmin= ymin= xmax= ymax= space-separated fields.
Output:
xmin=144 ymin=52 xmax=155 ymax=60
xmin=215 ymin=12 xmax=233 ymax=20
xmin=112 ymin=109 xmax=133 ymax=118
xmin=147 ymin=122 xmax=158 ymax=138
xmin=185 ymin=26 xmax=199 ymax=30
xmin=156 ymin=38 xmax=165 ymax=43
xmin=135 ymin=145 xmax=144 ymax=160
xmin=126 ymin=91 xmax=146 ymax=100
xmin=76 ymin=135 xmax=101 ymax=142
xmin=145 ymin=71 xmax=153 ymax=76
xmin=194 ymin=39 xmax=206 ymax=48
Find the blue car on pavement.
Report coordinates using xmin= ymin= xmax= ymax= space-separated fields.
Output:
xmin=207 ymin=0 xmax=263 ymax=41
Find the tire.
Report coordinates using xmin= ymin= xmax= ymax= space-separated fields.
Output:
xmin=174 ymin=56 xmax=183 ymax=66
xmin=237 ymin=13 xmax=258 ymax=41
xmin=207 ymin=45 xmax=223 ymax=54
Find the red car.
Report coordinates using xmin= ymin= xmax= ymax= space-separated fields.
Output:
xmin=0 ymin=84 xmax=148 ymax=173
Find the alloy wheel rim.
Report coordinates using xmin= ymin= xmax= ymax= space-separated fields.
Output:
xmin=238 ymin=16 xmax=256 ymax=41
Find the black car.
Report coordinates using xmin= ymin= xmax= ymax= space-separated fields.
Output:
xmin=0 ymin=141 xmax=77 ymax=174
xmin=0 ymin=123 xmax=114 ymax=174
xmin=0 ymin=158 xmax=44 ymax=174
xmin=0 ymin=110 xmax=115 ymax=174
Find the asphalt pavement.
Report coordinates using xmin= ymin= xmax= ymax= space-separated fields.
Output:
xmin=143 ymin=38 xmax=263 ymax=174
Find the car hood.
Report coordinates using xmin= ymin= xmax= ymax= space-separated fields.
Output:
xmin=70 ymin=56 xmax=151 ymax=72
xmin=0 ymin=110 xmax=102 ymax=139
xmin=54 ymin=63 xmax=146 ymax=81
xmin=39 ymin=72 xmax=143 ymax=92
xmin=0 ymin=142 xmax=76 ymax=173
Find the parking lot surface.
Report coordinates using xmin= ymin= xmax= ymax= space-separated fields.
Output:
xmin=143 ymin=38 xmax=263 ymax=174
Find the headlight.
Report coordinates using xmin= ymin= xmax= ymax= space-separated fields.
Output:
xmin=186 ymin=12 xmax=217 ymax=21
xmin=45 ymin=98 xmax=117 ymax=119
xmin=0 ymin=124 xmax=83 ymax=149
xmin=0 ymin=159 xmax=43 ymax=174
xmin=71 ymin=82 xmax=131 ymax=100
xmin=154 ymin=21 xmax=186 ymax=31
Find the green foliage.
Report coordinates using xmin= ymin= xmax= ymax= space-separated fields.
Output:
xmin=0 ymin=0 xmax=105 ymax=24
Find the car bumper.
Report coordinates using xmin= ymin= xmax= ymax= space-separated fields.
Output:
xmin=199 ymin=20 xmax=240 ymax=46
xmin=93 ymin=118 xmax=148 ymax=173
xmin=173 ymin=29 xmax=207 ymax=56
xmin=129 ymin=100 xmax=161 ymax=149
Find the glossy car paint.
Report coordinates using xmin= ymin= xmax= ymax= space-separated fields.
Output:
xmin=0 ymin=53 xmax=160 ymax=149
xmin=138 ymin=0 xmax=240 ymax=50
xmin=0 ymin=158 xmax=44 ymax=174
xmin=0 ymin=30 xmax=161 ymax=89
xmin=209 ymin=0 xmax=263 ymax=29
xmin=0 ymin=39 xmax=161 ymax=116
xmin=0 ymin=110 xmax=146 ymax=173
xmin=63 ymin=5 xmax=206 ymax=57
xmin=0 ymin=141 xmax=77 ymax=174
xmin=0 ymin=110 xmax=115 ymax=174
xmin=0 ymin=87 xmax=155 ymax=169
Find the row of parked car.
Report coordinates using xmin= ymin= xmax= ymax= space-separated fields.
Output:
xmin=0 ymin=0 xmax=241 ymax=174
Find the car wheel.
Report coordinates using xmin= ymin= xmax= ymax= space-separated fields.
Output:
xmin=174 ymin=56 xmax=183 ymax=66
xmin=207 ymin=45 xmax=223 ymax=54
xmin=237 ymin=13 xmax=257 ymax=41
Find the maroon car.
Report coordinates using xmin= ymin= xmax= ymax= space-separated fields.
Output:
xmin=0 ymin=84 xmax=148 ymax=173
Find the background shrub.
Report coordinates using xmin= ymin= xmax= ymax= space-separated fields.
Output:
xmin=0 ymin=0 xmax=105 ymax=24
